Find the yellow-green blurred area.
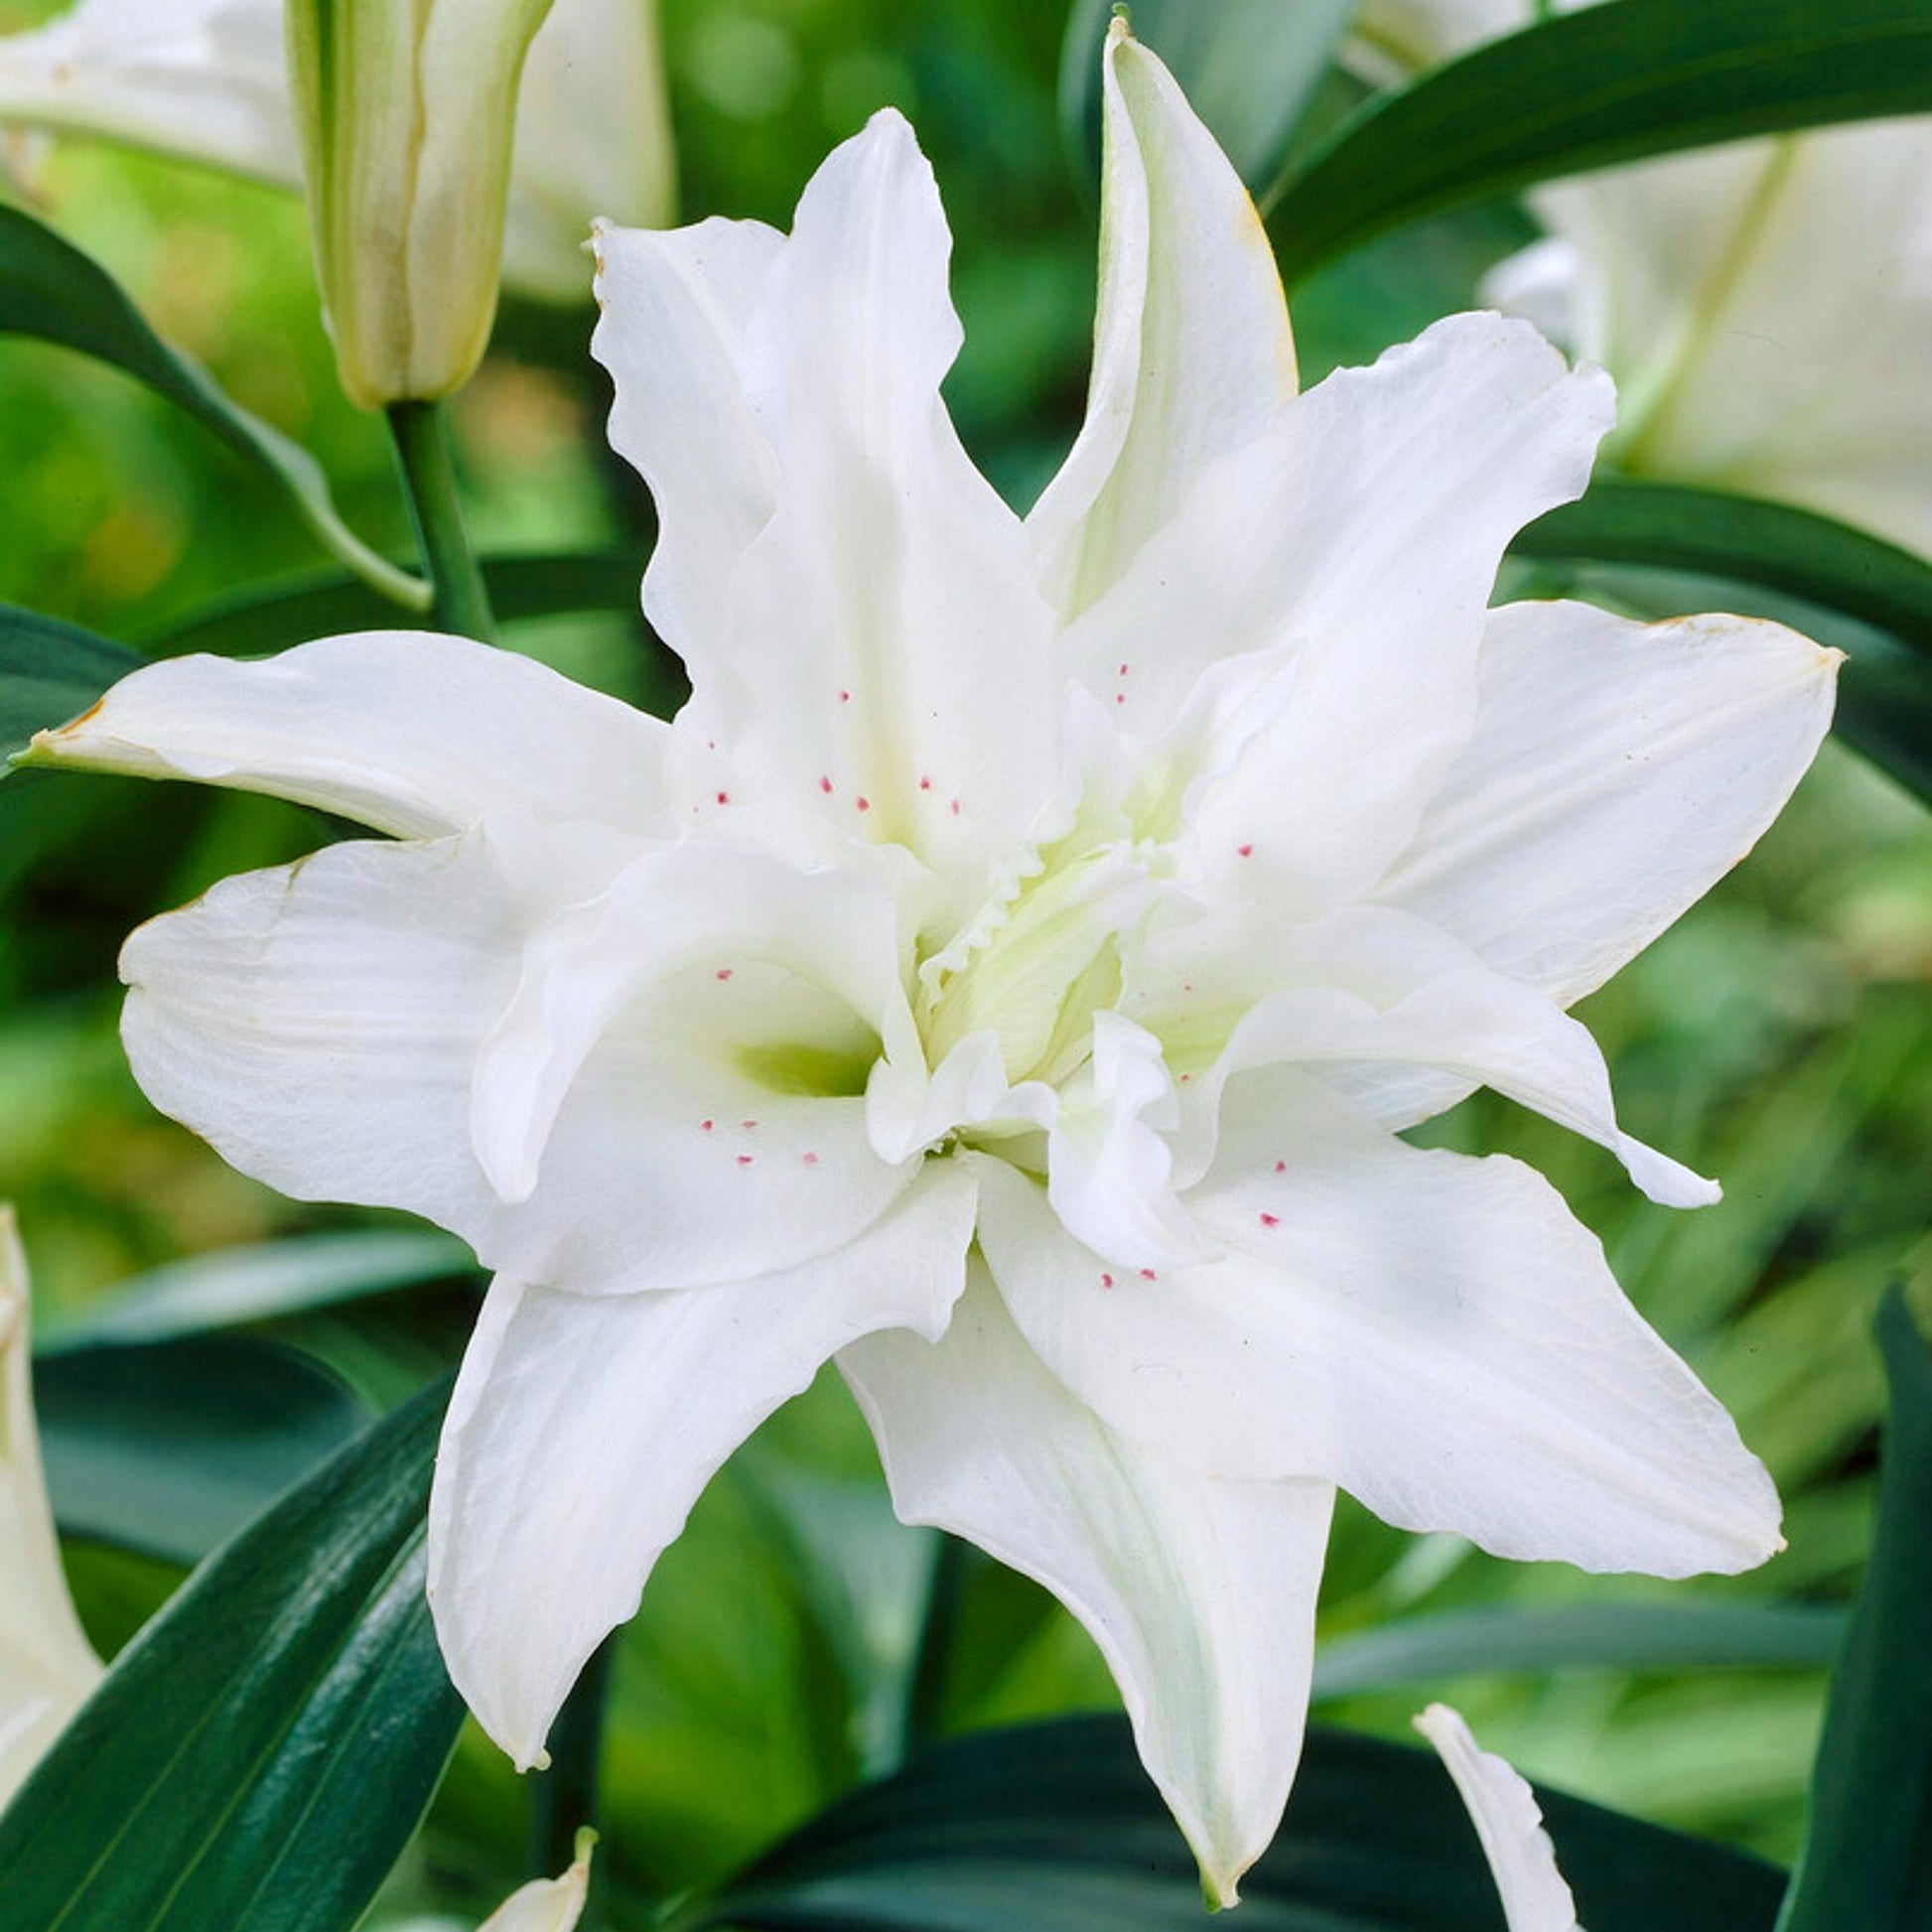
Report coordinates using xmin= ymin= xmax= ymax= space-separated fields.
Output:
xmin=1 ymin=1 xmax=1929 ymax=1922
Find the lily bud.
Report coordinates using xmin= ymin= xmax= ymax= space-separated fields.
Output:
xmin=286 ymin=0 xmax=559 ymax=408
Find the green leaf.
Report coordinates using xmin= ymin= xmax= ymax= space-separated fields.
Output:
xmin=36 ymin=1333 xmax=371 ymax=1566
xmin=0 ymin=202 xmax=426 ymax=609
xmin=1314 ymin=1601 xmax=1849 ymax=1701
xmin=0 ymin=1382 xmax=463 ymax=1932
xmin=1266 ymin=0 xmax=1932 ymax=281
xmin=1775 ymin=1289 xmax=1932 ymax=1931
xmin=142 ymin=549 xmax=649 ymax=658
xmin=40 ymin=1228 xmax=477 ymax=1348
xmin=1059 ymin=0 xmax=1357 ymax=193
xmin=0 ymin=603 xmax=144 ymax=763
xmin=1512 ymin=481 xmax=1932 ymax=655
xmin=698 ymin=1716 xmax=1786 ymax=1932
xmin=1506 ymin=478 xmax=1932 ymax=807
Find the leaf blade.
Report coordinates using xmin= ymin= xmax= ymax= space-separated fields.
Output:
xmin=1266 ymin=0 xmax=1932 ymax=281
xmin=0 ymin=1382 xmax=463 ymax=1932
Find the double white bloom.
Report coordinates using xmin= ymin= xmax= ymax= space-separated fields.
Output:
xmin=1358 ymin=0 xmax=1932 ymax=555
xmin=33 ymin=26 xmax=1837 ymax=1900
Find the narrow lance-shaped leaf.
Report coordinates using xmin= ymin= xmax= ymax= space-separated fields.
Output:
xmin=1266 ymin=0 xmax=1932 ymax=281
xmin=694 ymin=1716 xmax=1788 ymax=1932
xmin=1775 ymin=1288 xmax=1932 ymax=1932
xmin=0 ymin=1380 xmax=463 ymax=1932
xmin=0 ymin=201 xmax=426 ymax=607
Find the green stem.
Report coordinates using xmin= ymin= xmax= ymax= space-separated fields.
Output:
xmin=385 ymin=399 xmax=496 ymax=640
xmin=524 ymin=1631 xmax=619 ymax=1880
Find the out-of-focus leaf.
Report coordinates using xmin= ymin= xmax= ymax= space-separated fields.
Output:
xmin=142 ymin=550 xmax=649 ymax=657
xmin=1267 ymin=0 xmax=1932 ymax=280
xmin=1776 ymin=1290 xmax=1932 ymax=1931
xmin=1313 ymin=1602 xmax=1848 ymax=1700
xmin=1513 ymin=481 xmax=1932 ymax=656
xmin=0 ymin=604 xmax=143 ymax=765
xmin=40 ymin=1228 xmax=477 ymax=1348
xmin=0 ymin=203 xmax=425 ymax=607
xmin=696 ymin=1716 xmax=1787 ymax=1932
xmin=1506 ymin=479 xmax=1932 ymax=808
xmin=37 ymin=1333 xmax=369 ymax=1565
xmin=1059 ymin=0 xmax=1356 ymax=192
xmin=0 ymin=1382 xmax=461 ymax=1932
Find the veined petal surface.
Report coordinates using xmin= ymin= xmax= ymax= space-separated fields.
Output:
xmin=1375 ymin=601 xmax=1839 ymax=1003
xmin=30 ymin=631 xmax=670 ymax=841
xmin=1029 ymin=19 xmax=1297 ymax=620
xmin=429 ymin=1162 xmax=977 ymax=1768
xmin=842 ymin=1258 xmax=1330 ymax=1908
xmin=977 ymin=1080 xmax=1780 ymax=1577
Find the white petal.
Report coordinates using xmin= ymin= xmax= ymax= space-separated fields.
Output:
xmin=1028 ymin=22 xmax=1296 ymax=620
xmin=1415 ymin=1705 xmax=1583 ymax=1932
xmin=28 ymin=632 xmax=670 ymax=841
xmin=0 ymin=1209 xmax=103 ymax=1807
xmin=0 ymin=0 xmax=296 ymax=188
xmin=841 ymin=1258 xmax=1330 ymax=1907
xmin=428 ymin=1162 xmax=977 ymax=1768
xmin=596 ymin=114 xmax=1060 ymax=894
xmin=1145 ymin=903 xmax=1716 ymax=1206
xmin=503 ymin=0 xmax=676 ymax=299
xmin=1377 ymin=601 xmax=1840 ymax=1004
xmin=466 ymin=840 xmax=917 ymax=1291
xmin=977 ymin=1081 xmax=1781 ymax=1578
xmin=1062 ymin=315 xmax=1612 ymax=919
xmin=119 ymin=833 xmax=522 ymax=1254
xmin=1046 ymin=1012 xmax=1212 ymax=1269
xmin=476 ymin=1830 xmax=595 ymax=1932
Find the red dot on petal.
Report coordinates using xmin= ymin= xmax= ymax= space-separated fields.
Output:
xmin=742 ymin=1119 xmax=759 ymax=1131
xmin=716 ymin=790 xmax=731 ymax=805
xmin=1139 ymin=1269 xmax=1158 ymax=1282
xmin=949 ymin=798 xmax=961 ymax=816
xmin=1259 ymin=1212 xmax=1280 ymax=1229
xmin=1237 ymin=843 xmax=1254 ymax=858
xmin=918 ymin=775 xmax=932 ymax=791
xmin=700 ymin=1119 xmax=714 ymax=1132
xmin=838 ymin=689 xmax=851 ymax=703
xmin=1274 ymin=1160 xmax=1287 ymax=1173
xmin=1118 ymin=662 xmax=1129 ymax=676
xmin=856 ymin=796 xmax=872 ymax=812
xmin=715 ymin=967 xmax=734 ymax=982
xmin=819 ymin=775 xmax=834 ymax=793
xmin=1100 ymin=1273 xmax=1115 ymax=1290
xmin=1115 ymin=693 xmax=1126 ymax=705
xmin=802 ymin=1152 xmax=819 ymax=1166
xmin=737 ymin=1154 xmax=755 ymax=1167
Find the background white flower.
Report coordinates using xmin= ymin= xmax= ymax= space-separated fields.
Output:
xmin=30 ymin=23 xmax=1838 ymax=1901
xmin=0 ymin=0 xmax=675 ymax=303
xmin=1354 ymin=0 xmax=1932 ymax=555
xmin=0 ymin=1208 xmax=103 ymax=1810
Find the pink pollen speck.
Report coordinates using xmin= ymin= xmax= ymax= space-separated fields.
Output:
xmin=819 ymin=775 xmax=834 ymax=793
xmin=838 ymin=688 xmax=851 ymax=703
xmin=802 ymin=1152 xmax=819 ymax=1166
xmin=1100 ymin=1273 xmax=1115 ymax=1290
xmin=736 ymin=1154 xmax=755 ymax=1167
xmin=715 ymin=967 xmax=734 ymax=982
xmin=919 ymin=775 xmax=932 ymax=791
xmin=742 ymin=1119 xmax=759 ymax=1131
xmin=1273 ymin=1160 xmax=1287 ymax=1173
xmin=1259 ymin=1212 xmax=1280 ymax=1229
xmin=1139 ymin=1269 xmax=1158 ymax=1282
xmin=716 ymin=790 xmax=731 ymax=805
xmin=1237 ymin=843 xmax=1254 ymax=858
xmin=700 ymin=1119 xmax=715 ymax=1133
xmin=949 ymin=798 xmax=961 ymax=816
xmin=1114 ymin=693 xmax=1126 ymax=705
xmin=1118 ymin=662 xmax=1129 ymax=676
xmin=856 ymin=795 xmax=872 ymax=813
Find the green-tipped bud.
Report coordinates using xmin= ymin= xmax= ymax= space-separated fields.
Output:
xmin=287 ymin=0 xmax=558 ymax=408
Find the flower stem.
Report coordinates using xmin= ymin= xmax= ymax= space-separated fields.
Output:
xmin=524 ymin=1630 xmax=619 ymax=1880
xmin=385 ymin=399 xmax=496 ymax=640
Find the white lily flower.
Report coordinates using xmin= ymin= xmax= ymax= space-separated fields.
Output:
xmin=1415 ymin=1704 xmax=1583 ymax=1932
xmin=476 ymin=1829 xmax=593 ymax=1932
xmin=1355 ymin=0 xmax=1932 ymax=554
xmin=0 ymin=1208 xmax=104 ymax=1811
xmin=0 ymin=0 xmax=674 ymax=308
xmin=29 ymin=23 xmax=1837 ymax=1901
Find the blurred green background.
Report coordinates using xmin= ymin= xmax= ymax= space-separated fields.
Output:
xmin=1 ymin=0 xmax=1927 ymax=1922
